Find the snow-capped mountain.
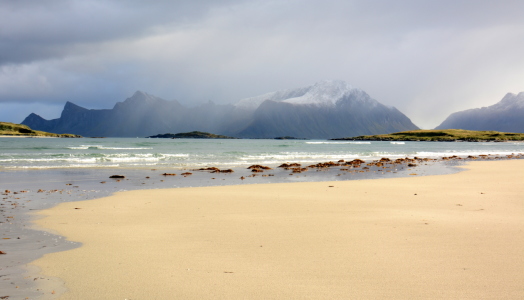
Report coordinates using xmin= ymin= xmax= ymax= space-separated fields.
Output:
xmin=235 ymin=80 xmax=377 ymax=109
xmin=436 ymin=92 xmax=524 ymax=132
xmin=283 ymin=80 xmax=366 ymax=106
xmin=233 ymin=80 xmax=418 ymax=138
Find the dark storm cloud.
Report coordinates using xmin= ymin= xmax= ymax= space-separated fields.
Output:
xmin=1 ymin=0 xmax=524 ymax=127
xmin=0 ymin=0 xmax=242 ymax=65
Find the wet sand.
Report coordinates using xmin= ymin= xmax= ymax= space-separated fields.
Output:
xmin=29 ymin=159 xmax=524 ymax=299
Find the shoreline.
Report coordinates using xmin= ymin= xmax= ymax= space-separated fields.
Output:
xmin=25 ymin=159 xmax=524 ymax=299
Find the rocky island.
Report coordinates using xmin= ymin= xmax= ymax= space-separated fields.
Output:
xmin=332 ymin=129 xmax=524 ymax=142
xmin=148 ymin=131 xmax=237 ymax=139
xmin=0 ymin=122 xmax=81 ymax=138
xmin=274 ymin=136 xmax=308 ymax=140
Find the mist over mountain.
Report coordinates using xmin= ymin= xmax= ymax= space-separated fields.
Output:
xmin=234 ymin=81 xmax=419 ymax=138
xmin=22 ymin=80 xmax=419 ymax=138
xmin=22 ymin=91 xmax=233 ymax=137
xmin=436 ymin=92 xmax=524 ymax=133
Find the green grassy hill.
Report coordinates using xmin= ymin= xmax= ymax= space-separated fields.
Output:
xmin=0 ymin=122 xmax=81 ymax=138
xmin=332 ymin=129 xmax=524 ymax=142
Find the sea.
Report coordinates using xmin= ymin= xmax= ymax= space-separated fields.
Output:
xmin=1 ymin=137 xmax=524 ymax=299
xmin=2 ymin=137 xmax=524 ymax=170
xmin=2 ymin=137 xmax=524 ymax=194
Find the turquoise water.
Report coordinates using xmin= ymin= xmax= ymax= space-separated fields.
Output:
xmin=1 ymin=138 xmax=524 ymax=170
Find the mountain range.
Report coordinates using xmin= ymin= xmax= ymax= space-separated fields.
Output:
xmin=21 ymin=80 xmax=419 ymax=138
xmin=436 ymin=92 xmax=524 ymax=133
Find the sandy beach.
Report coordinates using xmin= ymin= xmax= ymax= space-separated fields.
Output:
xmin=32 ymin=160 xmax=524 ymax=299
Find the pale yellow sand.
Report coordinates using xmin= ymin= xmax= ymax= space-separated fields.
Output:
xmin=33 ymin=160 xmax=524 ymax=299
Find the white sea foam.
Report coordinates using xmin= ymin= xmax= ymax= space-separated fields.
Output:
xmin=415 ymin=151 xmax=521 ymax=157
xmin=162 ymin=153 xmax=190 ymax=158
xmin=1 ymin=157 xmax=98 ymax=163
xmin=306 ymin=141 xmax=371 ymax=145
xmin=68 ymin=145 xmax=153 ymax=150
xmin=7 ymin=164 xmax=121 ymax=169
xmin=99 ymin=147 xmax=153 ymax=150
xmin=105 ymin=157 xmax=161 ymax=163
xmin=239 ymin=152 xmax=362 ymax=162
xmin=0 ymin=153 xmax=192 ymax=169
xmin=2 ymin=138 xmax=524 ymax=170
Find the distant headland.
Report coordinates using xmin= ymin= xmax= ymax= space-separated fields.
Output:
xmin=332 ymin=129 xmax=524 ymax=142
xmin=0 ymin=122 xmax=81 ymax=138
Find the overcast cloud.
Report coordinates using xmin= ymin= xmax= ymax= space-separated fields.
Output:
xmin=1 ymin=0 xmax=523 ymax=128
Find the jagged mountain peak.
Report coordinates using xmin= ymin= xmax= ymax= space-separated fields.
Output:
xmin=283 ymin=80 xmax=360 ymax=106
xmin=113 ymin=91 xmax=171 ymax=110
xmin=63 ymin=101 xmax=87 ymax=113
xmin=23 ymin=112 xmax=45 ymax=121
xmin=132 ymin=90 xmax=148 ymax=97
xmin=492 ymin=92 xmax=524 ymax=109
xmin=127 ymin=90 xmax=161 ymax=102
xmin=234 ymin=80 xmax=369 ymax=110
xmin=64 ymin=101 xmax=82 ymax=107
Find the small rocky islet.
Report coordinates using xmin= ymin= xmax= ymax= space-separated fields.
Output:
xmin=147 ymin=131 xmax=237 ymax=139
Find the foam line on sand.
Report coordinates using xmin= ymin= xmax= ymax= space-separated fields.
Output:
xmin=32 ymin=160 xmax=524 ymax=299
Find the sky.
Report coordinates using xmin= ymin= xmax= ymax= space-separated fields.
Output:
xmin=1 ymin=0 xmax=524 ymax=129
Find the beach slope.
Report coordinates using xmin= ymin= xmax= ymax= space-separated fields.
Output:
xmin=33 ymin=160 xmax=524 ymax=299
